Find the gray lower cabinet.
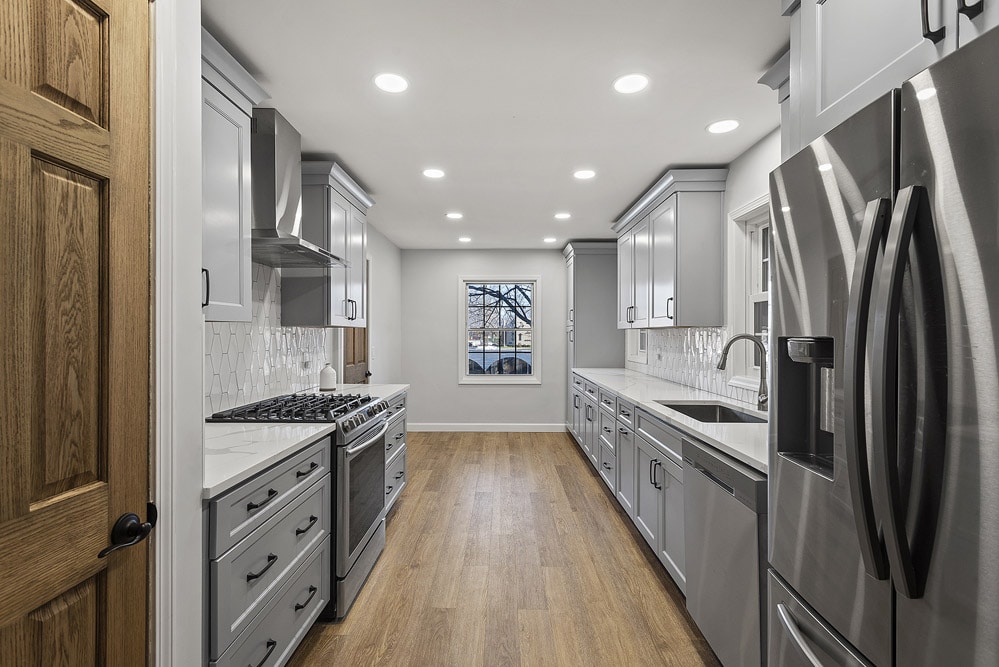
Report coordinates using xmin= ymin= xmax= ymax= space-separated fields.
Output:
xmin=582 ymin=397 xmax=599 ymax=469
xmin=207 ymin=437 xmax=332 ymax=666
xmin=384 ymin=392 xmax=408 ymax=514
xmin=598 ymin=442 xmax=616 ymax=493
xmin=570 ymin=387 xmax=584 ymax=444
xmin=615 ymin=422 xmax=637 ymax=519
xmin=634 ymin=435 xmax=663 ymax=552
xmin=659 ymin=457 xmax=685 ymax=593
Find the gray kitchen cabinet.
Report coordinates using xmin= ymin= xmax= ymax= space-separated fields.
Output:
xmin=791 ymin=0 xmax=958 ymax=148
xmin=598 ymin=442 xmax=616 ymax=494
xmin=206 ymin=436 xmax=332 ymax=665
xmin=200 ymin=30 xmax=267 ymax=322
xmin=564 ymin=243 xmax=623 ymax=434
xmin=384 ymin=391 xmax=407 ymax=514
xmin=614 ymin=170 xmax=726 ymax=329
xmin=282 ymin=162 xmax=373 ymax=327
xmin=634 ymin=435 xmax=663 ymax=552
xmin=582 ymin=393 xmax=599 ymax=469
xmin=617 ymin=216 xmax=650 ymax=329
xmin=615 ymin=422 xmax=637 ymax=519
xmin=570 ymin=387 xmax=584 ymax=445
xmin=659 ymin=457 xmax=686 ymax=594
xmin=959 ymin=0 xmax=999 ymax=45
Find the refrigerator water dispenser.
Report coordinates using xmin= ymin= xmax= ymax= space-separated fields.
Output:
xmin=776 ymin=336 xmax=835 ymax=478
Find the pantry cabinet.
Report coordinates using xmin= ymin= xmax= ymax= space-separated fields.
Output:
xmin=201 ymin=29 xmax=267 ymax=322
xmin=614 ymin=169 xmax=726 ymax=330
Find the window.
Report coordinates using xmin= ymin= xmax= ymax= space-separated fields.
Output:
xmin=459 ymin=278 xmax=541 ymax=385
xmin=747 ymin=217 xmax=770 ymax=370
xmin=626 ymin=329 xmax=648 ymax=364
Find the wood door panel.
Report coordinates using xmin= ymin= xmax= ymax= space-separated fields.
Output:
xmin=33 ymin=158 xmax=104 ymax=502
xmin=1 ymin=579 xmax=98 ymax=667
xmin=32 ymin=0 xmax=108 ymax=126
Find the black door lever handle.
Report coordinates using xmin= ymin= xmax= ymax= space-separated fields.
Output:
xmin=98 ymin=502 xmax=158 ymax=558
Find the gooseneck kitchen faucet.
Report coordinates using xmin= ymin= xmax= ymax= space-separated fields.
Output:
xmin=717 ymin=334 xmax=768 ymax=411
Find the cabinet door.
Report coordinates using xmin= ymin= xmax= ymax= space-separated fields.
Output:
xmin=634 ymin=437 xmax=662 ymax=552
xmin=570 ymin=389 xmax=582 ymax=443
xmin=649 ymin=195 xmax=677 ymax=327
xmin=584 ymin=400 xmax=599 ymax=468
xmin=202 ymin=81 xmax=252 ymax=321
xmin=617 ymin=233 xmax=634 ymax=328
xmin=632 ymin=217 xmax=650 ymax=328
xmin=958 ymin=0 xmax=999 ymax=45
xmin=797 ymin=0 xmax=956 ymax=145
xmin=565 ymin=255 xmax=575 ymax=328
xmin=598 ymin=444 xmax=615 ymax=493
xmin=659 ymin=459 xmax=685 ymax=593
xmin=345 ymin=207 xmax=366 ymax=327
xmin=616 ymin=425 xmax=637 ymax=519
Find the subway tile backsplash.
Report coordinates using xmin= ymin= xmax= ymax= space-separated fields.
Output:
xmin=626 ymin=327 xmax=759 ymax=405
xmin=204 ymin=263 xmax=329 ymax=416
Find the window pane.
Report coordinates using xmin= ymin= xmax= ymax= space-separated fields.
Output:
xmin=468 ymin=352 xmax=486 ymax=375
xmin=468 ymin=285 xmax=483 ymax=306
xmin=762 ymin=258 xmax=770 ymax=292
xmin=483 ymin=284 xmax=500 ymax=306
xmin=515 ymin=330 xmax=532 ymax=350
xmin=762 ymin=226 xmax=769 ymax=261
xmin=468 ymin=307 xmax=485 ymax=329
xmin=464 ymin=281 xmax=535 ymax=380
xmin=515 ymin=306 xmax=532 ymax=327
xmin=753 ymin=301 xmax=769 ymax=367
xmin=515 ymin=284 xmax=532 ymax=306
xmin=483 ymin=306 xmax=500 ymax=328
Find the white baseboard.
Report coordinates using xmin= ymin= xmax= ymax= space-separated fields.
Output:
xmin=408 ymin=422 xmax=567 ymax=433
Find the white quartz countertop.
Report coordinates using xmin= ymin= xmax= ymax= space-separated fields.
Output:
xmin=572 ymin=369 xmax=769 ymax=474
xmin=203 ymin=383 xmax=409 ymax=498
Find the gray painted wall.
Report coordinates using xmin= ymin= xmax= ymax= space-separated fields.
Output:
xmin=401 ymin=249 xmax=567 ymax=429
xmin=366 ymin=223 xmax=403 ymax=383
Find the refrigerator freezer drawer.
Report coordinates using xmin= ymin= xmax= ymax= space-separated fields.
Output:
xmin=769 ymin=570 xmax=872 ymax=667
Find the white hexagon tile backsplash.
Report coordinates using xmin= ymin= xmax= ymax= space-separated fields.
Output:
xmin=626 ymin=327 xmax=759 ymax=405
xmin=203 ymin=264 xmax=330 ymax=416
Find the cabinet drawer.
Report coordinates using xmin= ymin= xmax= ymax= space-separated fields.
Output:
xmin=384 ymin=392 xmax=406 ymax=421
xmin=386 ymin=412 xmax=407 ymax=462
xmin=599 ymin=443 xmax=616 ymax=494
xmin=211 ymin=475 xmax=330 ymax=659
xmin=598 ymin=388 xmax=616 ymax=415
xmin=385 ymin=446 xmax=406 ymax=512
xmin=209 ymin=437 xmax=330 ymax=558
xmin=616 ymin=397 xmax=635 ymax=427
xmin=635 ymin=409 xmax=683 ymax=467
xmin=598 ymin=409 xmax=616 ymax=452
xmin=571 ymin=374 xmax=584 ymax=390
xmin=212 ymin=536 xmax=330 ymax=667
xmin=582 ymin=381 xmax=599 ymax=401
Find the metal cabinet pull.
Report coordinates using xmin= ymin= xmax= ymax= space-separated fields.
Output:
xmin=602 ymin=462 xmax=612 ymax=470
xmin=246 ymin=554 xmax=278 ymax=582
xmin=394 ymin=433 xmax=405 ymax=440
xmin=959 ymin=0 xmax=984 ymax=18
xmin=294 ymin=586 xmax=318 ymax=612
xmin=568 ymin=329 xmax=574 ymax=343
xmin=385 ymin=485 xmax=393 ymax=495
xmin=619 ymin=409 xmax=630 ymax=417
xmin=202 ymin=268 xmax=210 ymax=307
xmin=295 ymin=461 xmax=319 ymax=479
xmin=921 ymin=0 xmax=947 ymax=42
xmin=250 ymin=639 xmax=277 ymax=667
xmin=666 ymin=296 xmax=674 ymax=320
xmin=618 ymin=427 xmax=629 ymax=435
xmin=776 ymin=604 xmax=823 ymax=667
xmin=295 ymin=515 xmax=318 ymax=536
xmin=246 ymin=488 xmax=278 ymax=512
xmin=603 ymin=426 xmax=612 ymax=433
xmin=395 ymin=471 xmax=405 ymax=480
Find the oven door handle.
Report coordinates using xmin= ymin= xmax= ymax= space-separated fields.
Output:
xmin=344 ymin=420 xmax=390 ymax=459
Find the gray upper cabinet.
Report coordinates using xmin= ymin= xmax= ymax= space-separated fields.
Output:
xmin=615 ymin=170 xmax=726 ymax=329
xmin=789 ymin=0 xmax=966 ymax=149
xmin=201 ymin=30 xmax=267 ymax=322
xmin=958 ymin=0 xmax=999 ymax=45
xmin=564 ymin=242 xmax=623 ymax=365
xmin=282 ymin=162 xmax=372 ymax=327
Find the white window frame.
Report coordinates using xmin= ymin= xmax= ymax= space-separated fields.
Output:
xmin=458 ymin=275 xmax=542 ymax=385
xmin=746 ymin=216 xmax=770 ymax=374
xmin=625 ymin=329 xmax=648 ymax=364
xmin=726 ymin=197 xmax=772 ymax=391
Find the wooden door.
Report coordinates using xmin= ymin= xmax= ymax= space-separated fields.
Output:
xmin=343 ymin=258 xmax=369 ymax=384
xmin=0 ymin=0 xmax=152 ymax=664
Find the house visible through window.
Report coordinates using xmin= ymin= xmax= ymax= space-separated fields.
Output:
xmin=462 ymin=280 xmax=537 ymax=383
xmin=748 ymin=218 xmax=770 ymax=369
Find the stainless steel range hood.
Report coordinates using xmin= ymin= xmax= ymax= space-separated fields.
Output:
xmin=250 ymin=108 xmax=345 ymax=268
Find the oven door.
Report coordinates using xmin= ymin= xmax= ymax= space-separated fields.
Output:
xmin=336 ymin=419 xmax=388 ymax=577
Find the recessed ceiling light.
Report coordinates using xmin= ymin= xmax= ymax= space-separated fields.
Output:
xmin=917 ymin=87 xmax=937 ymax=100
xmin=613 ymin=73 xmax=649 ymax=94
xmin=458 ymin=237 xmax=471 ymax=243
xmin=423 ymin=168 xmax=445 ymax=179
xmin=544 ymin=237 xmax=558 ymax=243
xmin=573 ymin=169 xmax=596 ymax=180
xmin=373 ymin=73 xmax=408 ymax=93
xmin=818 ymin=163 xmax=833 ymax=172
xmin=707 ymin=119 xmax=740 ymax=134
xmin=781 ymin=206 xmax=791 ymax=213
xmin=446 ymin=212 xmax=463 ymax=220
xmin=554 ymin=212 xmax=572 ymax=220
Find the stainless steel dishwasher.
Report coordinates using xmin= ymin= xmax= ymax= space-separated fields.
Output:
xmin=683 ymin=438 xmax=767 ymax=667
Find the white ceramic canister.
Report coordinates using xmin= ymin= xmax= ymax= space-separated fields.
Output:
xmin=319 ymin=363 xmax=337 ymax=391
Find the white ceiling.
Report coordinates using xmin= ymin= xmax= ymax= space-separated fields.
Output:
xmin=202 ymin=1 xmax=788 ymax=250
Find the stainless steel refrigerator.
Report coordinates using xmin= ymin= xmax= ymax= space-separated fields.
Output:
xmin=767 ymin=26 xmax=999 ymax=667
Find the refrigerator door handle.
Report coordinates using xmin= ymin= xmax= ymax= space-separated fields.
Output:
xmin=871 ymin=185 xmax=925 ymax=599
xmin=844 ymin=198 xmax=891 ymax=580
xmin=776 ymin=603 xmax=824 ymax=667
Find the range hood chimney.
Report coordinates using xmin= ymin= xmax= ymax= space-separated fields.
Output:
xmin=250 ymin=108 xmax=345 ymax=268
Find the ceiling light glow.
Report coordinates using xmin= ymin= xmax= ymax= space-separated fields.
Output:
xmin=446 ymin=212 xmax=463 ymax=220
xmin=374 ymin=73 xmax=408 ymax=93
xmin=423 ymin=168 xmax=445 ymax=179
xmin=613 ymin=73 xmax=650 ymax=94
xmin=573 ymin=169 xmax=596 ymax=180
xmin=554 ymin=212 xmax=572 ymax=220
xmin=458 ymin=237 xmax=471 ymax=243
xmin=707 ymin=119 xmax=740 ymax=134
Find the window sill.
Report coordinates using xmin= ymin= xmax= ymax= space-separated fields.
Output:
xmin=460 ymin=375 xmax=542 ymax=386
xmin=728 ymin=375 xmax=762 ymax=392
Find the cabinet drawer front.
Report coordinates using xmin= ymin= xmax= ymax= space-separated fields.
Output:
xmin=635 ymin=409 xmax=683 ymax=466
xmin=384 ymin=393 xmax=406 ymax=421
xmin=599 ymin=443 xmax=616 ymax=494
xmin=583 ymin=381 xmax=598 ymax=400
xmin=598 ymin=409 xmax=616 ymax=451
xmin=598 ymin=388 xmax=616 ymax=415
xmin=210 ymin=437 xmax=330 ymax=558
xmin=571 ymin=374 xmax=584 ymax=390
xmin=212 ymin=536 xmax=331 ymax=667
xmin=616 ymin=397 xmax=635 ymax=426
xmin=386 ymin=412 xmax=407 ymax=462
xmin=211 ymin=475 xmax=331 ymax=659
xmin=385 ymin=446 xmax=407 ymax=512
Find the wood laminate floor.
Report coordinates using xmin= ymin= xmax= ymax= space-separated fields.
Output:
xmin=290 ymin=431 xmax=718 ymax=666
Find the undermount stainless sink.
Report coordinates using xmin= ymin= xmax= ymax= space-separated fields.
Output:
xmin=655 ymin=401 xmax=767 ymax=424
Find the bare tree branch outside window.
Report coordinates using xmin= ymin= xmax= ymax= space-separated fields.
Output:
xmin=466 ymin=282 xmax=534 ymax=375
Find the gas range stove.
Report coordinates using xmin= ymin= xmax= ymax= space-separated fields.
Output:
xmin=206 ymin=392 xmax=390 ymax=443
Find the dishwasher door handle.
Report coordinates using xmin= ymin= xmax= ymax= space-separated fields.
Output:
xmin=693 ymin=462 xmax=734 ymax=496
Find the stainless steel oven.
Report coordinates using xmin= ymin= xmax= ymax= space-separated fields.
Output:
xmin=336 ymin=419 xmax=387 ymax=577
